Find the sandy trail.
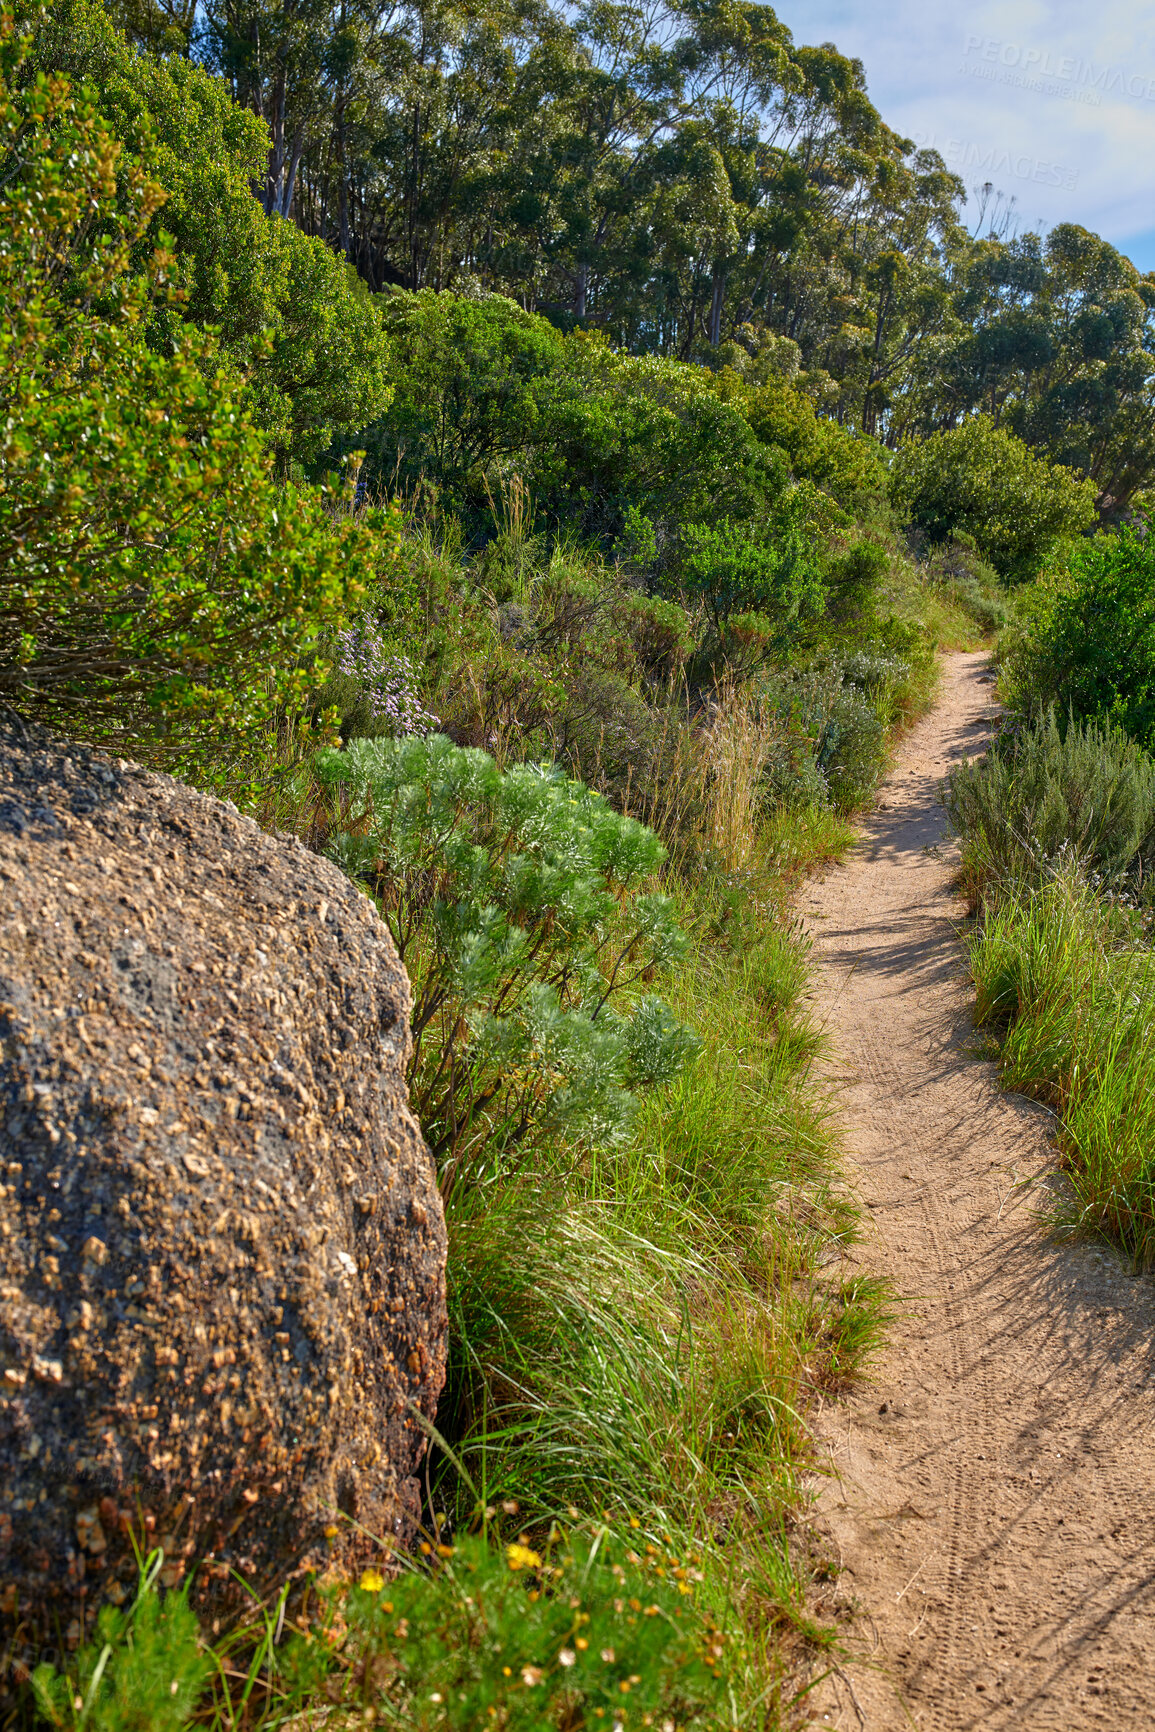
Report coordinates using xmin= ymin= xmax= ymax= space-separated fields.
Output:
xmin=801 ymin=650 xmax=1155 ymax=1730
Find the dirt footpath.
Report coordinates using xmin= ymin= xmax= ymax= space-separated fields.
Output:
xmin=802 ymin=650 xmax=1155 ymax=1730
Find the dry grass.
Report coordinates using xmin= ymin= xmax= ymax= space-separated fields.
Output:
xmin=701 ymin=672 xmax=775 ymax=874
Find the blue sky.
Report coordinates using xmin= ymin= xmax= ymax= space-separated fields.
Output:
xmin=773 ymin=0 xmax=1155 ymax=271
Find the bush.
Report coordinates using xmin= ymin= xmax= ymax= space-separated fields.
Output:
xmin=714 ymin=367 xmax=891 ymax=510
xmin=316 ymin=735 xmax=698 ymax=1191
xmin=998 ymin=527 xmax=1155 ymax=750
xmin=823 ymin=540 xmax=890 ymax=629
xmin=368 ymin=291 xmax=567 ymax=516
xmin=0 ymin=25 xmax=378 ymax=757
xmin=29 ymin=0 xmax=392 ymax=466
xmin=942 ymin=709 xmax=1155 ymax=895
xmin=434 ymin=870 xmax=867 ymax=1637
xmin=549 ymin=664 xmax=668 ymax=794
xmin=757 ymin=665 xmax=889 ymax=813
xmin=290 ymin=1525 xmax=732 ymax=1729
xmin=32 ymin=1526 xmax=735 ymax=1730
xmin=678 ymin=514 xmax=825 ymax=638
xmin=891 ymin=415 xmax=1097 ymax=582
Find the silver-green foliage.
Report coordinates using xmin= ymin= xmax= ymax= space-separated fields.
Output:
xmin=318 ymin=735 xmax=698 ymax=1187
xmin=756 ymin=664 xmax=889 ymax=813
xmin=943 ymin=709 xmax=1155 ymax=891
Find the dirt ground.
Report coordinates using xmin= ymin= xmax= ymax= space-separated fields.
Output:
xmin=801 ymin=650 xmax=1155 ymax=1730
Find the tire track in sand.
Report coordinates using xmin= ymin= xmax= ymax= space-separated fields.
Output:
xmin=802 ymin=651 xmax=1155 ymax=1730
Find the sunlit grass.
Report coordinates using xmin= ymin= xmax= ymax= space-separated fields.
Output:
xmin=433 ymin=840 xmax=878 ymax=1722
xmin=969 ymin=862 xmax=1155 ymax=1265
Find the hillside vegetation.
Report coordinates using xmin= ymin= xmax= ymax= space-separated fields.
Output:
xmin=946 ymin=530 xmax=1155 ymax=1271
xmin=4 ymin=0 xmax=1153 ymax=1723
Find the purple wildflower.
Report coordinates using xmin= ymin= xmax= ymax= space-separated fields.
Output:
xmin=335 ymin=623 xmax=439 ymax=736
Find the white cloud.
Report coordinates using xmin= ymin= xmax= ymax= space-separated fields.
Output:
xmin=774 ymin=0 xmax=1155 ymax=269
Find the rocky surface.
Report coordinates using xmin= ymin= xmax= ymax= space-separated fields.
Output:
xmin=0 ymin=712 xmax=447 ymax=1656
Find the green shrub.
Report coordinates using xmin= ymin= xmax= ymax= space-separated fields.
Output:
xmin=368 ymin=291 xmax=567 ymax=517
xmin=942 ymin=710 xmax=1155 ymax=895
xmin=998 ymin=527 xmax=1155 ymax=749
xmin=678 ymin=514 xmax=825 ymax=638
xmin=29 ymin=0 xmax=392 ymax=466
xmin=549 ymin=665 xmax=669 ymax=796
xmin=32 ymin=1553 xmax=210 ymax=1731
xmin=293 ymin=1525 xmax=732 ymax=1729
xmin=891 ymin=415 xmax=1097 ymax=582
xmin=611 ymin=590 xmax=695 ymax=679
xmin=0 ymin=25 xmax=377 ymax=756
xmin=33 ymin=1527 xmax=735 ymax=1730
xmin=823 ymin=540 xmax=890 ymax=629
xmin=712 ymin=367 xmax=891 ymax=510
xmin=757 ymin=665 xmax=889 ymax=813
xmin=317 ymin=735 xmax=698 ymax=1190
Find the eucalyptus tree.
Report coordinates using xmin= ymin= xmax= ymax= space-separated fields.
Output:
xmin=909 ymin=225 xmax=1155 ymax=505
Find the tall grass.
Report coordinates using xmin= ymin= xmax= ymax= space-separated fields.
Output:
xmin=436 ymin=860 xmax=879 ymax=1702
xmin=970 ymin=863 xmax=1155 ymax=1264
xmin=947 ymin=710 xmax=1155 ymax=1265
xmin=701 ymin=674 xmax=774 ymax=873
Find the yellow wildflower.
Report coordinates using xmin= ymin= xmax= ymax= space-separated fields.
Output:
xmin=358 ymin=1569 xmax=385 ymax=1592
xmin=506 ymin=1542 xmax=542 ymax=1571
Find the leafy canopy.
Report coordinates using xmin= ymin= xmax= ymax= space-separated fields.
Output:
xmin=890 ymin=414 xmax=1098 ymax=582
xmin=0 ymin=20 xmax=384 ymax=758
xmin=26 ymin=0 xmax=392 ymax=465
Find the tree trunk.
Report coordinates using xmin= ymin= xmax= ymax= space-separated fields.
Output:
xmin=335 ymin=84 xmax=352 ymax=257
xmin=709 ymin=267 xmax=727 ymax=348
xmin=266 ymin=62 xmax=287 ymax=217
xmin=574 ymin=262 xmax=589 ymax=322
xmin=280 ymin=125 xmax=307 ymax=219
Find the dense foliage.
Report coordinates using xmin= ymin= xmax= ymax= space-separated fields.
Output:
xmin=0 ymin=24 xmax=380 ymax=755
xmin=317 ymin=734 xmax=697 ymax=1189
xmin=1000 ymin=529 xmax=1155 ymax=748
xmin=26 ymin=0 xmax=393 ymax=465
xmin=890 ymin=415 xmax=1098 ymax=581
xmin=80 ymin=0 xmax=1155 ymax=501
xmin=912 ymin=225 xmax=1155 ymax=505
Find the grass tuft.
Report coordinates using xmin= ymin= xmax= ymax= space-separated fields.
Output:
xmin=968 ymin=861 xmax=1155 ymax=1265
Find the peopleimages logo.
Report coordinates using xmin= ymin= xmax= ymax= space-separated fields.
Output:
xmin=914 ymin=131 xmax=1079 ymax=193
xmin=961 ymin=35 xmax=1155 ymax=106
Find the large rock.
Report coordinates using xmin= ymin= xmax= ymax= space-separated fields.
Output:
xmin=0 ymin=714 xmax=447 ymax=1651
